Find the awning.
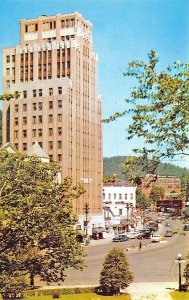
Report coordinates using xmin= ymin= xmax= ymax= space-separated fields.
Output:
xmin=92 ymin=227 xmax=105 ymax=233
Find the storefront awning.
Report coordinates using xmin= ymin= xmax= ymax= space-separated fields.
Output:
xmin=92 ymin=227 xmax=105 ymax=233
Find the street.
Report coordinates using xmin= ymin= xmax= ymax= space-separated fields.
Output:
xmin=62 ymin=218 xmax=189 ymax=285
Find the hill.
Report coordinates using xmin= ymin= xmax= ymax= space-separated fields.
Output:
xmin=103 ymin=156 xmax=189 ymax=179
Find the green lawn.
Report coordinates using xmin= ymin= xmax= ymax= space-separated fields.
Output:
xmin=171 ymin=291 xmax=189 ymax=300
xmin=26 ymin=293 xmax=131 ymax=300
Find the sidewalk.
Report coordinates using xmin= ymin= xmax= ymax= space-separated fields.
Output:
xmin=126 ymin=282 xmax=178 ymax=300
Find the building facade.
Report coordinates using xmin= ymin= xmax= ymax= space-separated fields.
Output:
xmin=103 ymin=182 xmax=137 ymax=229
xmin=2 ymin=12 xmax=103 ymax=231
xmin=140 ymin=175 xmax=181 ymax=201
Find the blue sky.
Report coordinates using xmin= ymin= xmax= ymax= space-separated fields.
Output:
xmin=0 ymin=0 xmax=189 ymax=162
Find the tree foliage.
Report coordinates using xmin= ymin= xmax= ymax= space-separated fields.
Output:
xmin=0 ymin=149 xmax=85 ymax=289
xmin=99 ymin=247 xmax=133 ymax=295
xmin=136 ymin=189 xmax=152 ymax=208
xmin=104 ymin=50 xmax=189 ymax=176
xmin=149 ymin=186 xmax=165 ymax=203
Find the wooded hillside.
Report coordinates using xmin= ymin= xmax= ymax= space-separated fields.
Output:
xmin=103 ymin=156 xmax=189 ymax=179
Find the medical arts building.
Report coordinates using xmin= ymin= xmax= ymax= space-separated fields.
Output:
xmin=2 ymin=12 xmax=104 ymax=233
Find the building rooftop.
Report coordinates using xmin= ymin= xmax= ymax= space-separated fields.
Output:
xmin=27 ymin=141 xmax=49 ymax=159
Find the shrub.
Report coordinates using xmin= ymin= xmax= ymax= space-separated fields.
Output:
xmin=99 ymin=247 xmax=134 ymax=295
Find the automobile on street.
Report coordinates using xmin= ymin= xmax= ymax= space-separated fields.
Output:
xmin=164 ymin=230 xmax=173 ymax=237
xmin=126 ymin=231 xmax=139 ymax=239
xmin=151 ymin=234 xmax=161 ymax=243
xmin=112 ymin=234 xmax=129 ymax=242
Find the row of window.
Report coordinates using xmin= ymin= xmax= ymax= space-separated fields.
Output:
xmin=6 ymin=55 xmax=15 ymax=63
xmin=15 ymin=127 xmax=63 ymax=137
xmin=22 ymin=87 xmax=63 ymax=99
xmin=103 ymin=193 xmax=134 ymax=201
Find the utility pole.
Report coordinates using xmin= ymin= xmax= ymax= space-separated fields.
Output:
xmin=84 ymin=202 xmax=90 ymax=237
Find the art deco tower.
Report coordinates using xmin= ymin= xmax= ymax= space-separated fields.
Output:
xmin=2 ymin=12 xmax=103 ymax=227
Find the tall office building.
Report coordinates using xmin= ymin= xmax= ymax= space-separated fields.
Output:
xmin=2 ymin=12 xmax=103 ymax=231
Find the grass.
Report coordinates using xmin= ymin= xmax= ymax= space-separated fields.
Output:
xmin=170 ymin=291 xmax=189 ymax=300
xmin=26 ymin=293 xmax=131 ymax=300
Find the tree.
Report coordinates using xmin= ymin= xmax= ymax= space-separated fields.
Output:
xmin=104 ymin=50 xmax=189 ymax=177
xmin=99 ymin=247 xmax=133 ymax=295
xmin=149 ymin=186 xmax=165 ymax=204
xmin=0 ymin=149 xmax=85 ymax=288
xmin=136 ymin=188 xmax=152 ymax=208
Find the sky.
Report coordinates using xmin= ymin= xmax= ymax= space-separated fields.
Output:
xmin=0 ymin=0 xmax=189 ymax=163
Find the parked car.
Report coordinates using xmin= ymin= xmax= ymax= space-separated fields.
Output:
xmin=151 ymin=234 xmax=161 ymax=243
xmin=112 ymin=234 xmax=129 ymax=242
xmin=125 ymin=232 xmax=139 ymax=239
xmin=164 ymin=230 xmax=173 ymax=237
xmin=138 ymin=231 xmax=151 ymax=239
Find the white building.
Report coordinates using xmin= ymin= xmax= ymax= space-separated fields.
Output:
xmin=103 ymin=182 xmax=137 ymax=229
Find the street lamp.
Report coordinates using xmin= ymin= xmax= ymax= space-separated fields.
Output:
xmin=125 ymin=203 xmax=133 ymax=232
xmin=175 ymin=253 xmax=185 ymax=291
xmin=84 ymin=202 xmax=90 ymax=237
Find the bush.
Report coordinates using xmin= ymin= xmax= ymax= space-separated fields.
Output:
xmin=52 ymin=292 xmax=60 ymax=298
xmin=24 ymin=287 xmax=96 ymax=297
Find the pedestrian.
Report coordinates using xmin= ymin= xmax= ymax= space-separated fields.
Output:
xmin=139 ymin=241 xmax=142 ymax=251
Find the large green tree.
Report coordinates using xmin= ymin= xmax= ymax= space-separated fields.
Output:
xmin=149 ymin=186 xmax=165 ymax=204
xmin=99 ymin=247 xmax=133 ymax=295
xmin=136 ymin=189 xmax=152 ymax=208
xmin=0 ymin=149 xmax=85 ymax=288
xmin=104 ymin=50 xmax=189 ymax=177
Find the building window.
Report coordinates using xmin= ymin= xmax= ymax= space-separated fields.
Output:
xmin=23 ymin=91 xmax=27 ymax=98
xmin=103 ymin=193 xmax=105 ymax=200
xmin=58 ymin=141 xmax=62 ymax=149
xmin=6 ymin=81 xmax=10 ymax=88
xmin=39 ymin=89 xmax=43 ymax=96
xmin=33 ymin=89 xmax=37 ymax=97
xmin=49 ymin=114 xmax=53 ymax=123
xmin=23 ymin=130 xmax=27 ymax=138
xmin=49 ymin=141 xmax=53 ymax=150
xmin=130 ymin=193 xmax=133 ymax=200
xmin=58 ymin=87 xmax=62 ymax=95
xmin=108 ymin=193 xmax=111 ymax=200
xmin=119 ymin=194 xmax=122 ymax=200
xmin=38 ymin=115 xmax=42 ymax=123
xmin=6 ymin=55 xmax=10 ymax=63
xmin=58 ymin=100 xmax=62 ymax=108
xmin=49 ymin=88 xmax=53 ymax=96
xmin=33 ymin=103 xmax=37 ymax=111
xmin=58 ymin=154 xmax=62 ymax=162
xmin=38 ymin=142 xmax=42 ymax=148
xmin=32 ymin=129 xmax=36 ymax=137
xmin=49 ymin=101 xmax=53 ymax=109
xmin=14 ymin=130 xmax=18 ymax=138
xmin=15 ymin=105 xmax=19 ymax=112
xmin=58 ymin=127 xmax=62 ymax=135
xmin=38 ymin=102 xmax=42 ymax=110
xmin=38 ymin=129 xmax=42 ymax=137
xmin=23 ymin=143 xmax=27 ymax=151
xmin=125 ymin=194 xmax=127 ymax=200
xmin=119 ymin=209 xmax=122 ymax=216
xmin=15 ymin=143 xmax=18 ymax=150
xmin=23 ymin=104 xmax=27 ymax=111
xmin=58 ymin=114 xmax=62 ymax=122
xmin=32 ymin=116 xmax=36 ymax=124
xmin=6 ymin=68 xmax=10 ymax=76
xmin=23 ymin=117 xmax=27 ymax=125
xmin=114 ymin=193 xmax=116 ymax=200
xmin=49 ymin=128 xmax=53 ymax=136
xmin=15 ymin=118 xmax=18 ymax=125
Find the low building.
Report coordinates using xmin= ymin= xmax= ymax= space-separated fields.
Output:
xmin=103 ymin=181 xmax=137 ymax=232
xmin=140 ymin=175 xmax=181 ymax=200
